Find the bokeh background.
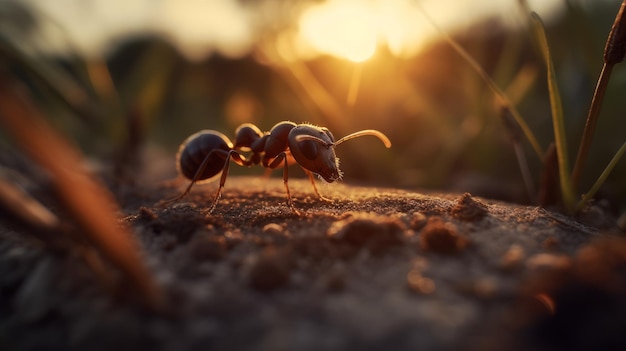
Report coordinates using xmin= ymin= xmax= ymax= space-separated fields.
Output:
xmin=0 ymin=0 xmax=624 ymax=208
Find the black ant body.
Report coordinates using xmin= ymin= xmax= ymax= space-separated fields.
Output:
xmin=167 ymin=121 xmax=391 ymax=213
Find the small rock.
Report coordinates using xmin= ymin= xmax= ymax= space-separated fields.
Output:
xmin=474 ymin=278 xmax=497 ymax=298
xmin=450 ymin=193 xmax=488 ymax=221
xmin=139 ymin=206 xmax=158 ymax=221
xmin=542 ymin=237 xmax=559 ymax=251
xmin=262 ymin=223 xmax=284 ymax=235
xmin=260 ymin=223 xmax=290 ymax=245
xmin=327 ymin=213 xmax=406 ymax=254
xmin=500 ymin=244 xmax=525 ymax=272
xmin=407 ymin=270 xmax=435 ymax=295
xmin=223 ymin=230 xmax=244 ymax=248
xmin=526 ymin=253 xmax=572 ymax=272
xmin=456 ymin=278 xmax=497 ymax=299
xmin=419 ymin=218 xmax=468 ymax=254
xmin=409 ymin=212 xmax=428 ymax=231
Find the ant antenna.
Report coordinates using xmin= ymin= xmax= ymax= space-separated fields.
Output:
xmin=295 ymin=129 xmax=391 ymax=148
xmin=335 ymin=130 xmax=391 ymax=148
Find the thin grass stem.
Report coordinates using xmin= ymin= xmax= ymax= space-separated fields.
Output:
xmin=530 ymin=12 xmax=576 ymax=212
xmin=576 ymin=141 xmax=626 ymax=212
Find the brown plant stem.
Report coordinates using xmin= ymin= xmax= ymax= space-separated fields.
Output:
xmin=571 ymin=62 xmax=613 ymax=190
xmin=572 ymin=0 xmax=626 ymax=191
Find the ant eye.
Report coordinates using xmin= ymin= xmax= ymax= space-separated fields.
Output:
xmin=300 ymin=140 xmax=318 ymax=160
xmin=322 ymin=128 xmax=335 ymax=142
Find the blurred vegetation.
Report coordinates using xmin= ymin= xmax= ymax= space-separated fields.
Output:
xmin=0 ymin=0 xmax=624 ymax=210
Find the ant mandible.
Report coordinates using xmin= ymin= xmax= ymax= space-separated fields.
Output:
xmin=166 ymin=121 xmax=391 ymax=213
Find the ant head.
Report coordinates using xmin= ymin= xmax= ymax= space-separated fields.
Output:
xmin=288 ymin=126 xmax=391 ymax=183
xmin=288 ymin=125 xmax=340 ymax=182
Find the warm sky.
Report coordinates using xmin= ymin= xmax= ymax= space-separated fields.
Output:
xmin=19 ymin=0 xmax=618 ymax=61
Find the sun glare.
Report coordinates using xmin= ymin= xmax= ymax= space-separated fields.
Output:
xmin=299 ymin=1 xmax=378 ymax=63
xmin=295 ymin=0 xmax=567 ymax=63
xmin=296 ymin=0 xmax=452 ymax=62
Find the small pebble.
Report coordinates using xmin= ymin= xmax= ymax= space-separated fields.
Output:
xmin=450 ymin=193 xmax=488 ymax=221
xmin=542 ymin=237 xmax=559 ymax=251
xmin=409 ymin=212 xmax=427 ymax=231
xmin=262 ymin=223 xmax=284 ymax=235
xmin=139 ymin=206 xmax=158 ymax=221
xmin=455 ymin=278 xmax=497 ymax=299
xmin=407 ymin=270 xmax=435 ymax=295
xmin=473 ymin=278 xmax=497 ymax=299
xmin=327 ymin=213 xmax=405 ymax=254
xmin=500 ymin=244 xmax=525 ymax=271
xmin=526 ymin=253 xmax=572 ymax=271
xmin=223 ymin=230 xmax=244 ymax=248
xmin=419 ymin=218 xmax=468 ymax=255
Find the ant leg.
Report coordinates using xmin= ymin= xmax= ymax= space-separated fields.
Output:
xmin=159 ymin=149 xmax=223 ymax=206
xmin=302 ymin=168 xmax=333 ymax=203
xmin=208 ymin=150 xmax=247 ymax=213
xmin=268 ymin=152 xmax=300 ymax=214
xmin=261 ymin=152 xmax=296 ymax=179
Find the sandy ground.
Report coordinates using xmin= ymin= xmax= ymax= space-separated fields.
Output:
xmin=1 ymin=176 xmax=625 ymax=351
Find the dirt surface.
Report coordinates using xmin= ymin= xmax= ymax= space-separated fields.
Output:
xmin=1 ymin=176 xmax=626 ymax=351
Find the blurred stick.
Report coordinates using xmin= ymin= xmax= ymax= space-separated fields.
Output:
xmin=0 ymin=175 xmax=60 ymax=232
xmin=571 ymin=0 xmax=626 ymax=191
xmin=0 ymin=78 xmax=162 ymax=311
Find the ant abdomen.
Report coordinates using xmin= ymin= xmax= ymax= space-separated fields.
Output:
xmin=177 ymin=130 xmax=232 ymax=181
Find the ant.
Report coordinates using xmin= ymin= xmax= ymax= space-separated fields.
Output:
xmin=165 ymin=121 xmax=391 ymax=213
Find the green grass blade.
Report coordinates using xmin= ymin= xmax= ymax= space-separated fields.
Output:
xmin=529 ymin=12 xmax=576 ymax=212
xmin=576 ymin=141 xmax=626 ymax=212
xmin=415 ymin=4 xmax=544 ymax=160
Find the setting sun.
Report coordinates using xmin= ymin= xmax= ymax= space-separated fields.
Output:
xmin=296 ymin=0 xmax=450 ymax=62
xmin=296 ymin=0 xmax=442 ymax=62
xmin=298 ymin=0 xmax=378 ymax=62
xmin=296 ymin=0 xmax=567 ymax=63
